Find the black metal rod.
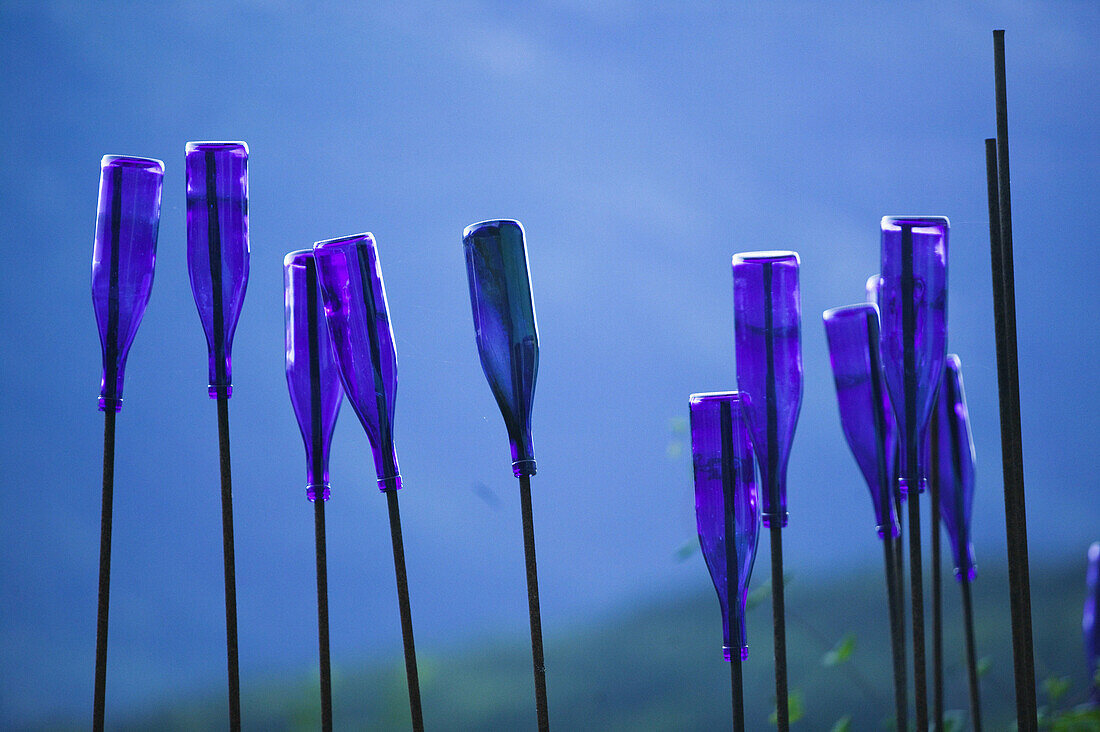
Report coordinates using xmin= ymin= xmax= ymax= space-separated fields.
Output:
xmin=720 ymin=401 xmax=744 ymax=732
xmin=992 ymin=30 xmax=1038 ymax=729
xmin=907 ymin=490 xmax=927 ymax=729
xmin=731 ymin=653 xmax=744 ymax=732
xmin=960 ymin=578 xmax=984 ymax=731
xmin=304 ymin=256 xmax=333 ymax=730
xmin=930 ymin=415 xmax=944 ymax=731
xmin=769 ymin=525 xmax=789 ymax=731
xmin=313 ymin=498 xmax=333 ymax=731
xmin=384 ymin=486 xmax=424 ymax=731
xmin=901 ymin=221 xmax=928 ymax=729
xmin=893 ymin=491 xmax=907 ymax=670
xmin=518 ymin=474 xmax=550 ymax=731
xmin=92 ymin=407 xmax=117 ymax=731
xmin=884 ymin=534 xmax=908 ymax=731
xmin=216 ymin=395 xmax=242 ymax=731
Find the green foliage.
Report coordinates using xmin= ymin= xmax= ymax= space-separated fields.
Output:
xmin=674 ymin=539 xmax=699 ymax=562
xmin=830 ymin=714 xmax=852 ymax=732
xmin=769 ymin=689 xmax=804 ymax=725
xmin=822 ymin=633 xmax=856 ymax=667
xmin=1044 ymin=676 xmax=1072 ymax=704
xmin=977 ymin=656 xmax=992 ymax=677
xmin=942 ymin=709 xmax=966 ymax=732
xmin=1038 ymin=704 xmax=1100 ymax=731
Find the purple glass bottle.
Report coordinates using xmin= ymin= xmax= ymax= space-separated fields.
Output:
xmin=732 ymin=251 xmax=802 ymax=528
xmin=934 ymin=355 xmax=977 ymax=581
xmin=690 ymin=392 xmax=761 ymax=661
xmin=463 ymin=220 xmax=539 ymax=478
xmin=879 ymin=217 xmax=948 ymax=495
xmin=1085 ymin=542 xmax=1099 ymax=706
xmin=185 ymin=142 xmax=249 ymax=400
xmin=92 ymin=155 xmax=164 ymax=412
xmin=822 ymin=304 xmax=899 ymax=538
xmin=285 ymin=250 xmax=344 ymax=502
xmin=313 ymin=233 xmax=401 ymax=491
xmin=866 ymin=274 xmax=904 ymax=504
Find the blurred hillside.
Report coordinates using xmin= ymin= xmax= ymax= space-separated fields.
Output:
xmin=39 ymin=561 xmax=1093 ymax=730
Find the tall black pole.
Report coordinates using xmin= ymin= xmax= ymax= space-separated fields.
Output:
xmin=518 ymin=475 xmax=550 ymax=731
xmin=204 ymin=150 xmax=241 ymax=730
xmin=313 ymin=499 xmax=332 ymax=731
xmin=93 ymin=408 xmax=117 ymax=732
xmin=215 ymin=396 xmax=241 ymax=731
xmin=384 ymin=485 xmax=424 ymax=731
xmin=884 ymin=536 xmax=908 ymax=730
xmin=305 ymin=256 xmax=333 ymax=731
xmin=991 ymin=30 xmax=1038 ymax=729
xmin=93 ymin=166 xmax=123 ymax=732
xmin=931 ymin=413 xmax=944 ymax=730
xmin=961 ymin=578 xmax=983 ymax=731
xmin=901 ymin=222 xmax=929 ymax=729
xmin=769 ymin=527 xmax=789 ymax=730
xmin=720 ymin=401 xmax=745 ymax=732
xmin=869 ymin=309 xmax=907 ymax=730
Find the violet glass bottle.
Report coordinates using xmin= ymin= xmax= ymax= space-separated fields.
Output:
xmin=463 ymin=220 xmax=539 ymax=478
xmin=934 ymin=355 xmax=977 ymax=581
xmin=879 ymin=217 xmax=948 ymax=495
xmin=732 ymin=251 xmax=802 ymax=528
xmin=822 ymin=304 xmax=899 ymax=538
xmin=185 ymin=142 xmax=249 ymax=399
xmin=313 ymin=233 xmax=401 ymax=491
xmin=92 ymin=155 xmax=164 ymax=412
xmin=285 ymin=250 xmax=343 ymax=502
xmin=1085 ymin=542 xmax=1099 ymax=705
xmin=690 ymin=392 xmax=761 ymax=661
xmin=866 ymin=274 xmax=903 ymax=503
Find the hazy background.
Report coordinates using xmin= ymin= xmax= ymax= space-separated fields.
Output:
xmin=1 ymin=1 xmax=1097 ymax=727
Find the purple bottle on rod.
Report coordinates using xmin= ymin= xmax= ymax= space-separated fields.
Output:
xmin=690 ymin=392 xmax=761 ymax=661
xmin=185 ymin=142 xmax=249 ymax=399
xmin=312 ymin=233 xmax=400 ymax=492
xmin=1085 ymin=542 xmax=1099 ymax=706
xmin=933 ymin=354 xmax=984 ymax=728
xmin=92 ymin=156 xmax=164 ymax=411
xmin=284 ymin=250 xmax=343 ymax=502
xmin=185 ymin=141 xmax=249 ymax=730
xmin=935 ymin=355 xmax=977 ymax=583
xmin=732 ymin=250 xmax=801 ymax=731
xmin=732 ymin=251 xmax=802 ymax=529
xmin=822 ymin=304 xmax=898 ymax=538
xmin=879 ymin=215 xmax=948 ymax=730
xmin=284 ymin=249 xmax=342 ymax=729
xmin=90 ymin=154 xmax=163 ymax=731
xmin=823 ymin=303 xmax=908 ymax=730
xmin=690 ymin=391 xmax=759 ymax=731
xmin=879 ymin=217 xmax=948 ymax=496
xmin=312 ymin=232 xmax=423 ymax=730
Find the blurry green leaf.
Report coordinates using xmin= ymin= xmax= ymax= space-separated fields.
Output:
xmin=674 ymin=539 xmax=698 ymax=562
xmin=747 ymin=582 xmax=770 ymax=610
xmin=1049 ymin=705 xmax=1100 ymax=731
xmin=669 ymin=416 xmax=688 ymax=435
xmin=769 ymin=690 xmax=803 ymax=725
xmin=1043 ymin=676 xmax=1071 ymax=704
xmin=747 ymin=574 xmax=794 ymax=610
xmin=977 ymin=656 xmax=992 ymax=677
xmin=943 ymin=709 xmax=965 ymax=732
xmin=822 ymin=633 xmax=856 ymax=667
xmin=831 ymin=714 xmax=851 ymax=732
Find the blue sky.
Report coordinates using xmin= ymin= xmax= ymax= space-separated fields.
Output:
xmin=1 ymin=1 xmax=1097 ymax=724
